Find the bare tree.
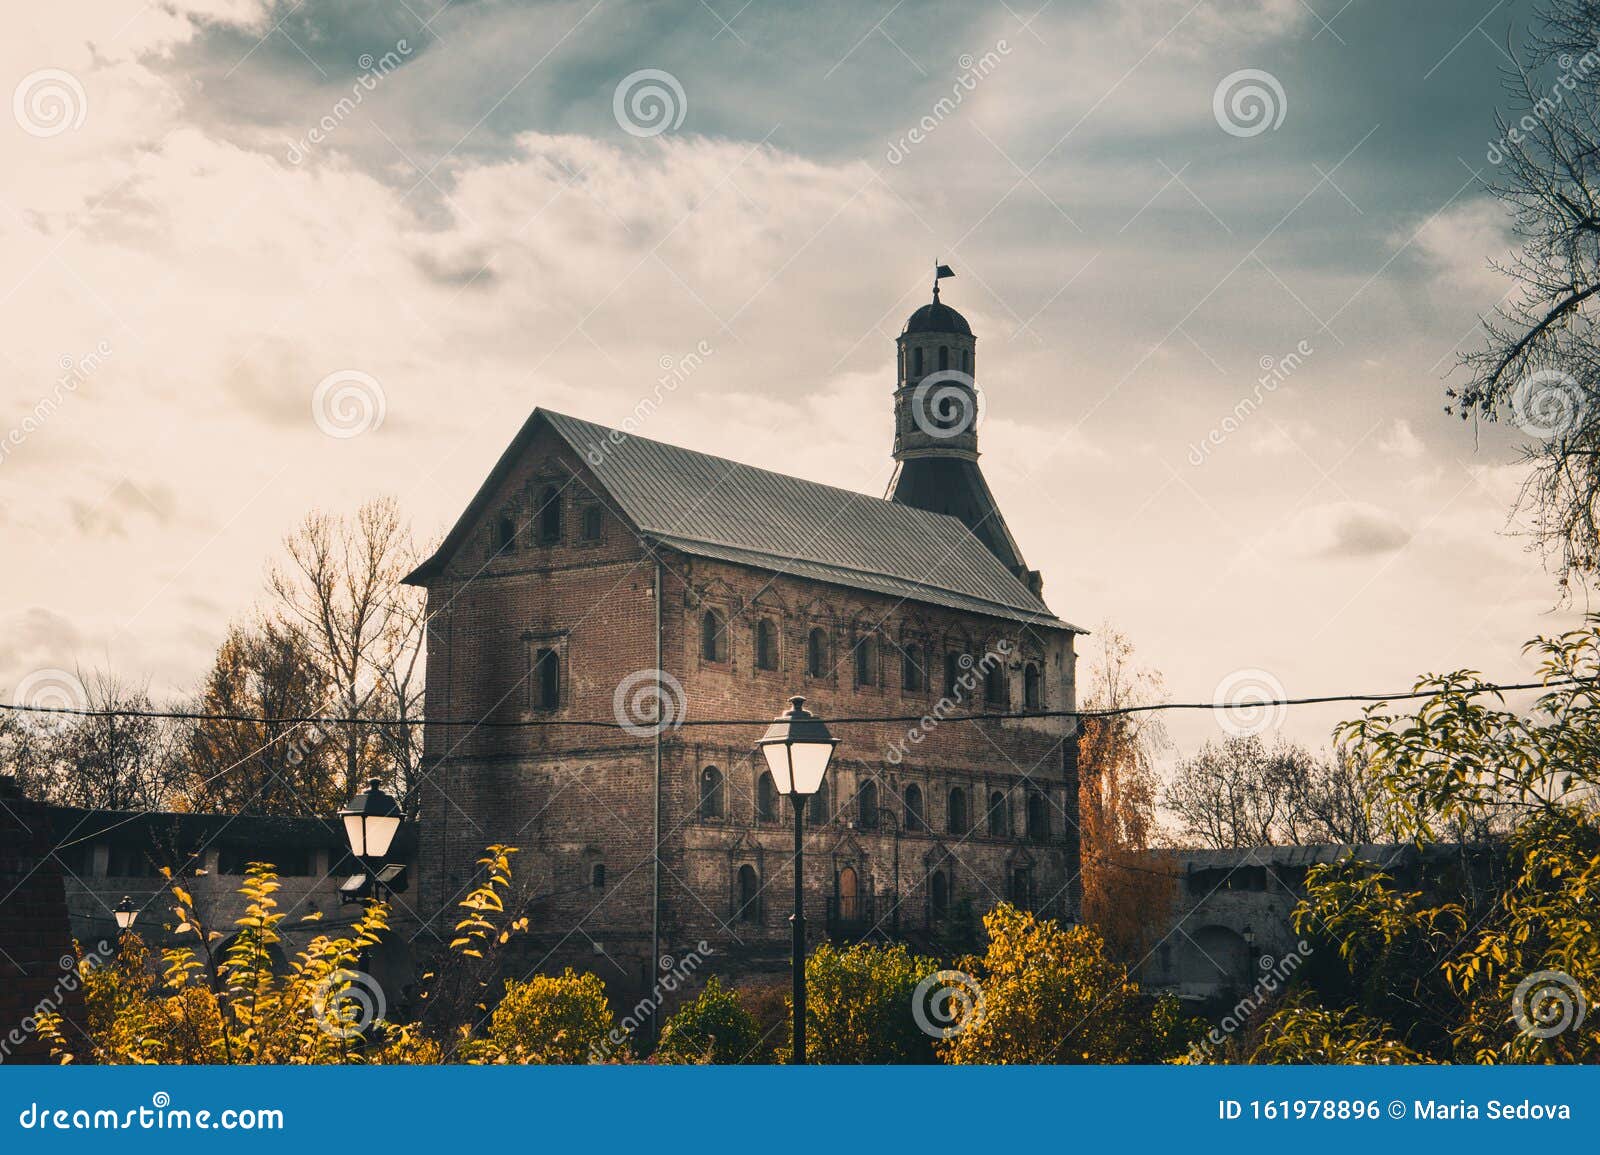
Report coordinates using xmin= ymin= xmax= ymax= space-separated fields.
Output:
xmin=41 ymin=671 xmax=183 ymax=811
xmin=1454 ymin=0 xmax=1600 ymax=586
xmin=268 ymin=498 xmax=426 ymax=806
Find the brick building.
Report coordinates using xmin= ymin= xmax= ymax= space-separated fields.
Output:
xmin=404 ymin=287 xmax=1085 ymax=1006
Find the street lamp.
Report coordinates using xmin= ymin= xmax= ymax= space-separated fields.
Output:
xmin=113 ymin=895 xmax=138 ymax=931
xmin=757 ymin=695 xmax=839 ymax=1065
xmin=340 ymin=777 xmax=403 ymax=863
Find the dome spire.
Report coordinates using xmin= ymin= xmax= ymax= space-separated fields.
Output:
xmin=932 ymin=260 xmax=954 ymax=303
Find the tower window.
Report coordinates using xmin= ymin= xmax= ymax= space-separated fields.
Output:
xmin=755 ymin=619 xmax=779 ymax=671
xmin=807 ymin=628 xmax=829 ymax=679
xmin=854 ymin=635 xmax=876 ymax=687
xmin=962 ymin=348 xmax=971 ymax=373
xmin=913 ymin=347 xmax=923 ymax=376
xmin=699 ymin=766 xmax=725 ymax=820
xmin=1024 ymin=663 xmax=1042 ymax=710
xmin=701 ymin=609 xmax=728 ymax=663
xmin=988 ymin=790 xmax=1007 ymax=837
xmin=902 ymin=644 xmax=924 ymax=692
xmin=533 ymin=647 xmax=560 ymax=710
xmin=581 ymin=505 xmax=604 ymax=541
xmin=537 ymin=486 xmax=562 ymax=544
xmin=947 ymin=787 xmax=969 ymax=834
xmin=939 ymin=345 xmax=949 ymax=371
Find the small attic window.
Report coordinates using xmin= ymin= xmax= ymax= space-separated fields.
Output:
xmin=581 ymin=504 xmax=603 ymax=541
xmin=496 ymin=515 xmax=517 ymax=553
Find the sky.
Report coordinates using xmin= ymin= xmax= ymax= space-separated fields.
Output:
xmin=0 ymin=0 xmax=1580 ymax=769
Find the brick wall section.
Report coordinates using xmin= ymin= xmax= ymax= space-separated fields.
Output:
xmin=0 ymin=777 xmax=86 ymax=1063
xmin=413 ymin=424 xmax=1083 ymax=1008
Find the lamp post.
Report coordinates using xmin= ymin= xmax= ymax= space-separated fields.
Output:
xmin=757 ymin=695 xmax=839 ymax=1066
xmin=339 ymin=777 xmax=403 ymax=904
xmin=113 ymin=895 xmax=138 ymax=932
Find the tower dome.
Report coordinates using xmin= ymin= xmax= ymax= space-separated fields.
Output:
xmin=901 ymin=299 xmax=972 ymax=336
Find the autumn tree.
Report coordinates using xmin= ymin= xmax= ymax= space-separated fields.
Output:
xmin=16 ymin=671 xmax=184 ymax=811
xmin=1075 ymin=626 xmax=1175 ymax=960
xmin=1452 ymin=0 xmax=1600 ymax=587
xmin=182 ymin=618 xmax=344 ymax=815
xmin=268 ymin=498 xmax=427 ymax=805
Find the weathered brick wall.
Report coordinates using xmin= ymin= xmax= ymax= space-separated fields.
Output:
xmin=413 ymin=424 xmax=1083 ymax=1010
xmin=0 ymin=777 xmax=86 ymax=1064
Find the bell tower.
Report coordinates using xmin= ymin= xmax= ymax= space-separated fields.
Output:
xmin=887 ymin=270 xmax=1041 ymax=595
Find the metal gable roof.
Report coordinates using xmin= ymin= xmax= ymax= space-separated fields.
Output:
xmin=540 ymin=411 xmax=1077 ymax=631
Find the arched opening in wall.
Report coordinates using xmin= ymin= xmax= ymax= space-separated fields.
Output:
xmin=496 ymin=514 xmax=517 ymax=553
xmin=537 ymin=486 xmax=562 ymax=544
xmin=737 ymin=864 xmax=760 ymax=923
xmin=701 ymin=609 xmax=728 ymax=663
xmin=807 ymin=780 xmax=830 ymax=825
xmin=984 ymin=661 xmax=1006 ymax=707
xmin=944 ymin=651 xmax=965 ymax=696
xmin=857 ymin=780 xmax=880 ymax=829
xmin=854 ymin=635 xmax=876 ymax=687
xmin=591 ymin=863 xmax=606 ymax=889
xmin=534 ymin=648 xmax=560 ymax=710
xmin=962 ymin=348 xmax=971 ymax=373
xmin=913 ymin=346 xmax=923 ymax=376
xmin=930 ymin=870 xmax=949 ymax=921
xmin=1024 ymin=663 xmax=1041 ymax=710
xmin=901 ymin=643 xmax=924 ymax=692
xmin=904 ymin=783 xmax=925 ymax=831
xmin=757 ymin=771 xmax=777 ymax=822
xmin=699 ymin=766 xmax=724 ymax=820
xmin=987 ymin=790 xmax=1007 ymax=837
xmin=838 ymin=865 xmax=859 ymax=921
xmin=1027 ymin=792 xmax=1049 ymax=841
xmin=947 ymin=787 xmax=969 ymax=834
xmin=939 ymin=345 xmax=949 ymax=370
xmin=1011 ymin=867 xmax=1034 ymax=911
xmin=755 ymin=619 xmax=778 ymax=671
xmin=807 ymin=628 xmax=829 ymax=678
xmin=1186 ymin=926 xmax=1252 ymax=995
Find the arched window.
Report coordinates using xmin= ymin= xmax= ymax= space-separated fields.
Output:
xmin=534 ymin=648 xmax=560 ymax=710
xmin=904 ymin=783 xmax=925 ymax=831
xmin=902 ymin=644 xmax=924 ymax=692
xmin=1027 ymin=792 xmax=1049 ymax=841
xmin=962 ymin=348 xmax=971 ymax=373
xmin=947 ymin=787 xmax=968 ymax=834
xmin=988 ymin=790 xmax=1007 ymax=837
xmin=1024 ymin=663 xmax=1041 ymax=710
xmin=537 ymin=486 xmax=562 ymax=544
xmin=699 ymin=766 xmax=724 ymax=819
xmin=807 ymin=780 xmax=830 ymax=825
xmin=755 ymin=620 xmax=778 ymax=671
xmin=807 ymin=628 xmax=829 ymax=679
xmin=854 ymin=635 xmax=876 ymax=686
xmin=939 ymin=345 xmax=949 ymax=370
xmin=930 ymin=870 xmax=949 ymax=920
xmin=858 ymin=780 xmax=880 ymax=829
xmin=984 ymin=661 xmax=1006 ymax=706
xmin=497 ymin=514 xmax=517 ymax=553
xmin=701 ymin=609 xmax=727 ymax=663
xmin=591 ymin=863 xmax=606 ymax=889
xmin=757 ymin=771 xmax=777 ymax=822
xmin=737 ymin=865 xmax=760 ymax=923
xmin=913 ymin=346 xmax=923 ymax=376
xmin=581 ymin=505 xmax=604 ymax=541
xmin=945 ymin=651 xmax=964 ymax=696
xmin=838 ymin=865 xmax=859 ymax=921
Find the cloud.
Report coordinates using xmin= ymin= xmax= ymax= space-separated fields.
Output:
xmin=1376 ymin=418 xmax=1426 ymax=460
xmin=1282 ymin=501 xmax=1412 ymax=558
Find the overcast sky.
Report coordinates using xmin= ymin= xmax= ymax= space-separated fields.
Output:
xmin=0 ymin=0 xmax=1577 ymax=768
